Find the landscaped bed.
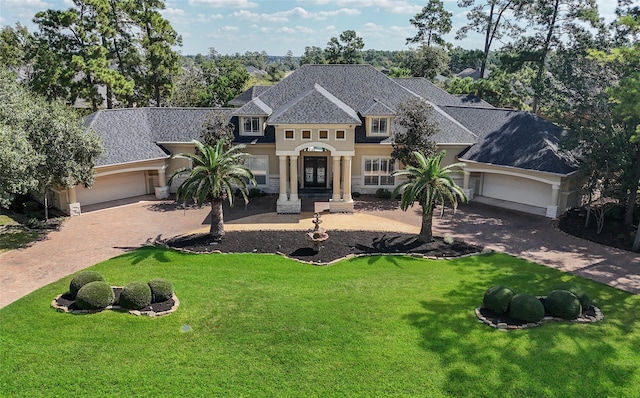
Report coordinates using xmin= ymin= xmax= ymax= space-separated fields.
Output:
xmin=1 ymin=248 xmax=638 ymax=396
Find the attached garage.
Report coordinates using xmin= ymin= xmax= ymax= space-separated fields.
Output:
xmin=482 ymin=174 xmax=550 ymax=209
xmin=76 ymin=171 xmax=147 ymax=206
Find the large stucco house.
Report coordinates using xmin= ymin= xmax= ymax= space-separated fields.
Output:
xmin=51 ymin=64 xmax=581 ymax=218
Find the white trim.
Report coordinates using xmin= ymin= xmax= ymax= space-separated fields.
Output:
xmin=318 ymin=129 xmax=329 ymax=140
xmin=245 ymin=154 xmax=269 ymax=187
xmin=362 ymin=156 xmax=396 ymax=186
xmin=278 ymin=142 xmax=355 ymax=157
xmin=462 ymin=161 xmax=568 ymax=185
xmin=301 ymin=129 xmax=312 ymax=140
xmin=284 ymin=129 xmax=295 ymax=140
xmin=335 ymin=129 xmax=346 ymax=141
xmin=369 ymin=117 xmax=390 ymax=136
xmin=240 ymin=116 xmax=263 ymax=136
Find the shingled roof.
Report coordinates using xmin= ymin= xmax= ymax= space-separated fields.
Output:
xmin=85 ymin=107 xmax=233 ymax=166
xmin=393 ymin=77 xmax=494 ymax=108
xmin=442 ymin=106 xmax=579 ymax=174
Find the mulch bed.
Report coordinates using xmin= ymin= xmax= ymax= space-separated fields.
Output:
xmin=476 ymin=297 xmax=603 ymax=330
xmin=558 ymin=208 xmax=636 ymax=251
xmin=52 ymin=287 xmax=178 ymax=316
xmin=163 ymin=230 xmax=484 ymax=264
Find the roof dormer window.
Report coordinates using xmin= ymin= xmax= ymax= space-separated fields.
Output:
xmin=370 ymin=117 xmax=389 ymax=135
xmin=241 ymin=116 xmax=263 ymax=136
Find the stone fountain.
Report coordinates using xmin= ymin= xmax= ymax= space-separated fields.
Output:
xmin=306 ymin=212 xmax=329 ymax=252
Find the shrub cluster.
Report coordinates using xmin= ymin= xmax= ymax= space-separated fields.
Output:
xmin=148 ymin=278 xmax=174 ymax=303
xmin=75 ymin=281 xmax=114 ymax=310
xmin=66 ymin=271 xmax=174 ymax=312
xmin=69 ymin=271 xmax=106 ymax=299
xmin=375 ymin=188 xmax=393 ymax=199
xmin=482 ymin=282 xmax=593 ymax=323
xmin=119 ymin=282 xmax=152 ymax=310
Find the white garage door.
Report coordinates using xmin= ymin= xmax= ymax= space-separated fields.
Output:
xmin=76 ymin=171 xmax=147 ymax=206
xmin=483 ymin=174 xmax=550 ymax=208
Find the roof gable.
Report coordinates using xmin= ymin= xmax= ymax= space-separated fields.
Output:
xmin=267 ymin=83 xmax=361 ymax=125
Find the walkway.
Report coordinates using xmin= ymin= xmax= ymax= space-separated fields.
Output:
xmin=0 ymin=196 xmax=638 ymax=309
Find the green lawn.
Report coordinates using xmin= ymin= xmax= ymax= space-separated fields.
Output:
xmin=1 ymin=248 xmax=638 ymax=397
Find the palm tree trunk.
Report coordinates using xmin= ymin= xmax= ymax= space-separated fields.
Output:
xmin=209 ymin=197 xmax=225 ymax=240
xmin=419 ymin=212 xmax=434 ymax=242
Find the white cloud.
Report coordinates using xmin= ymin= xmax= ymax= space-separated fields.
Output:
xmin=162 ymin=7 xmax=185 ymax=16
xmin=189 ymin=0 xmax=258 ymax=8
xmin=232 ymin=6 xmax=359 ymax=23
xmin=301 ymin=0 xmax=420 ymax=14
xmin=220 ymin=25 xmax=239 ymax=32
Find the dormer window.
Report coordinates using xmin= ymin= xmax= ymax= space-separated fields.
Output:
xmin=370 ymin=117 xmax=389 ymax=135
xmin=242 ymin=116 xmax=262 ymax=136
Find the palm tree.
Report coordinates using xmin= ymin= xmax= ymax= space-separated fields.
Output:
xmin=391 ymin=150 xmax=467 ymax=242
xmin=168 ymin=139 xmax=256 ymax=241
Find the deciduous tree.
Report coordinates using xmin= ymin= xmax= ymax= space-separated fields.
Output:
xmin=391 ymin=98 xmax=438 ymax=167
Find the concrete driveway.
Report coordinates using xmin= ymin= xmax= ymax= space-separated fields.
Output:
xmin=1 ymin=195 xmax=638 ymax=309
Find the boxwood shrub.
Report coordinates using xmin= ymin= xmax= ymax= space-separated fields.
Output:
xmin=545 ymin=289 xmax=582 ymax=320
xmin=148 ymin=278 xmax=173 ymax=303
xmin=75 ymin=281 xmax=114 ymax=310
xmin=69 ymin=271 xmax=106 ymax=299
xmin=483 ymin=285 xmax=514 ymax=314
xmin=509 ymin=294 xmax=545 ymax=323
xmin=554 ymin=282 xmax=591 ymax=309
xmin=119 ymin=282 xmax=152 ymax=310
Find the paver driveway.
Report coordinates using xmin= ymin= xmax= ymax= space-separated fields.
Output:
xmin=1 ymin=195 xmax=638 ymax=309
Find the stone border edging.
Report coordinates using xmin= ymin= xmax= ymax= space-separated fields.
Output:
xmin=51 ymin=289 xmax=179 ymax=317
xmin=475 ymin=297 xmax=603 ymax=331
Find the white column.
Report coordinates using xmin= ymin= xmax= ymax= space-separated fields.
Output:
xmin=66 ymin=186 xmax=81 ymax=216
xmin=279 ymin=155 xmax=288 ymax=201
xmin=546 ymin=184 xmax=561 ymax=218
xmin=343 ymin=156 xmax=352 ymax=201
xmin=462 ymin=170 xmax=473 ymax=200
xmin=154 ymin=168 xmax=170 ymax=199
xmin=289 ymin=155 xmax=298 ymax=201
xmin=332 ymin=155 xmax=342 ymax=201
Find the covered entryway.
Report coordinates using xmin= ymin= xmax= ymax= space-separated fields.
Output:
xmin=303 ymin=156 xmax=327 ymax=188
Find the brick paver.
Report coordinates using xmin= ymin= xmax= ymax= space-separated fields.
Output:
xmin=1 ymin=196 xmax=638 ymax=309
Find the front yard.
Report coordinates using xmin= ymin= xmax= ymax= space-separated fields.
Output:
xmin=1 ymin=249 xmax=638 ymax=396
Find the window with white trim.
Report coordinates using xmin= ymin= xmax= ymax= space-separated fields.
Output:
xmin=370 ymin=117 xmax=389 ymax=135
xmin=319 ymin=129 xmax=329 ymax=140
xmin=242 ymin=117 xmax=262 ymax=136
xmin=364 ymin=157 xmax=395 ymax=186
xmin=245 ymin=155 xmax=268 ymax=185
xmin=335 ymin=130 xmax=346 ymax=140
xmin=302 ymin=130 xmax=312 ymax=140
xmin=284 ymin=130 xmax=295 ymax=140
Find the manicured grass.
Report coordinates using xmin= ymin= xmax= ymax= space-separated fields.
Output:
xmin=0 ymin=214 xmax=45 ymax=254
xmin=1 ymin=249 xmax=638 ymax=397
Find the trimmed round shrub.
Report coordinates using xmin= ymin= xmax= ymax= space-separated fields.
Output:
xmin=148 ymin=278 xmax=173 ymax=303
xmin=483 ymin=285 xmax=515 ymax=314
xmin=546 ymin=290 xmax=582 ymax=320
xmin=554 ymin=282 xmax=591 ymax=309
xmin=69 ymin=271 xmax=106 ymax=299
xmin=75 ymin=281 xmax=114 ymax=310
xmin=509 ymin=294 xmax=545 ymax=323
xmin=119 ymin=282 xmax=152 ymax=310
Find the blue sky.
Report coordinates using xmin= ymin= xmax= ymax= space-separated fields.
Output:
xmin=0 ymin=0 xmax=620 ymax=56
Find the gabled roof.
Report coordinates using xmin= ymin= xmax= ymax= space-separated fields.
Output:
xmin=441 ymin=106 xmax=579 ymax=174
xmin=235 ymin=97 xmax=272 ymax=116
xmin=268 ymin=83 xmax=361 ymax=125
xmin=229 ymin=86 xmax=270 ymax=107
xmin=84 ymin=108 xmax=233 ymax=167
xmin=455 ymin=68 xmax=490 ymax=80
xmin=361 ymin=99 xmax=395 ymax=116
xmin=393 ymin=77 xmax=494 ymax=108
xmin=235 ymin=64 xmax=419 ymax=117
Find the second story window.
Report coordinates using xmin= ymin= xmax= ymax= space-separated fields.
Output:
xmin=242 ymin=117 xmax=262 ymax=135
xmin=370 ymin=117 xmax=388 ymax=135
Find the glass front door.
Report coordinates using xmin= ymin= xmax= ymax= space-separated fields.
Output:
xmin=303 ymin=156 xmax=327 ymax=188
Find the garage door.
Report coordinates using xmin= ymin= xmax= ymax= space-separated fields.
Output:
xmin=482 ymin=174 xmax=550 ymax=208
xmin=76 ymin=171 xmax=147 ymax=206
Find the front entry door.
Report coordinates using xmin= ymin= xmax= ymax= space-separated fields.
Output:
xmin=303 ymin=157 xmax=327 ymax=188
